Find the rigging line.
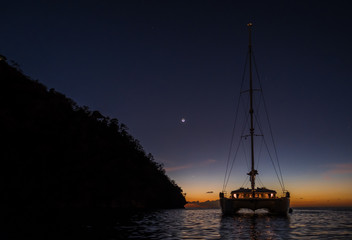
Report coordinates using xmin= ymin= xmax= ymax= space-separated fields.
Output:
xmin=249 ymin=80 xmax=264 ymax=169
xmin=225 ymin=114 xmax=252 ymax=190
xmin=252 ymin=52 xmax=286 ymax=191
xmin=249 ymin=79 xmax=284 ymax=190
xmin=229 ymin=112 xmax=252 ymax=188
xmin=240 ymin=175 xmax=250 ymax=188
xmin=262 ymin=90 xmax=286 ymax=190
xmin=253 ymin=102 xmax=284 ymax=190
xmin=254 ymin=90 xmax=264 ymax=131
xmin=251 ymin=110 xmax=265 ymax=168
xmin=257 ymin=175 xmax=265 ymax=188
xmin=224 ymin=136 xmax=242 ymax=190
xmin=224 ymin=111 xmax=251 ymax=191
xmin=240 ymin=97 xmax=251 ymax=136
xmin=251 ymin=105 xmax=265 ymax=175
xmin=222 ymin=52 xmax=249 ymax=192
xmin=240 ymin=103 xmax=253 ymax=170
xmin=224 ymin=96 xmax=251 ymax=191
xmin=262 ymin=136 xmax=284 ymax=191
xmin=253 ymin=106 xmax=284 ymax=190
xmin=222 ymin=93 xmax=242 ymax=191
xmin=241 ymin=138 xmax=250 ymax=171
xmin=255 ymin=136 xmax=264 ymax=170
xmin=255 ymin=112 xmax=284 ymax=189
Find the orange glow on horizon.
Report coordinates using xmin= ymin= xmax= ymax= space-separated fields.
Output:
xmin=179 ymin=172 xmax=352 ymax=207
xmin=185 ymin=195 xmax=352 ymax=207
xmin=183 ymin=186 xmax=352 ymax=207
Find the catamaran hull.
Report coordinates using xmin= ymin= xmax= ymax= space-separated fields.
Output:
xmin=220 ymin=197 xmax=290 ymax=215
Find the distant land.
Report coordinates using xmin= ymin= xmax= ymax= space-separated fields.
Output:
xmin=0 ymin=57 xmax=186 ymax=234
xmin=185 ymin=200 xmax=220 ymax=209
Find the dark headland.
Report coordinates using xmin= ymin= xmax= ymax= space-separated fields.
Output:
xmin=0 ymin=58 xmax=186 ymax=237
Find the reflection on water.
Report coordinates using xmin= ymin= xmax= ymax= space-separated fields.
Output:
xmin=289 ymin=208 xmax=352 ymax=239
xmin=118 ymin=209 xmax=292 ymax=239
xmin=220 ymin=211 xmax=290 ymax=239
xmin=115 ymin=209 xmax=222 ymax=239
xmin=87 ymin=208 xmax=352 ymax=239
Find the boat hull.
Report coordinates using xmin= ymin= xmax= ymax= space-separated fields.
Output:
xmin=220 ymin=197 xmax=290 ymax=215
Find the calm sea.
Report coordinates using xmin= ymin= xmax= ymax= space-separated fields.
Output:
xmin=78 ymin=207 xmax=352 ymax=239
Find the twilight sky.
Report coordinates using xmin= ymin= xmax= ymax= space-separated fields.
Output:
xmin=1 ymin=1 xmax=352 ymax=206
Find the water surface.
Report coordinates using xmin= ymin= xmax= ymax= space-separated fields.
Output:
xmin=103 ymin=207 xmax=352 ymax=239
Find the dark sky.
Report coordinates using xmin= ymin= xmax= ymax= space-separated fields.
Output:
xmin=1 ymin=1 xmax=352 ymax=203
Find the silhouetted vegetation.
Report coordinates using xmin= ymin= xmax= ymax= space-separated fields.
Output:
xmin=0 ymin=58 xmax=186 ymax=235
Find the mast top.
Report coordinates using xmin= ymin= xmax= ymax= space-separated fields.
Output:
xmin=247 ymin=23 xmax=253 ymax=48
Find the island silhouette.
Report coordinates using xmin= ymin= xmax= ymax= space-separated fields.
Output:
xmin=0 ymin=57 xmax=186 ymax=237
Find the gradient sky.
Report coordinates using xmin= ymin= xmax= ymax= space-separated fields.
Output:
xmin=1 ymin=1 xmax=352 ymax=207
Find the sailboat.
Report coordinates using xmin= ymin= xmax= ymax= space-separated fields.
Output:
xmin=219 ymin=23 xmax=291 ymax=215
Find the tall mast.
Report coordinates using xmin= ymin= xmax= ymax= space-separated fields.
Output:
xmin=247 ymin=22 xmax=258 ymax=198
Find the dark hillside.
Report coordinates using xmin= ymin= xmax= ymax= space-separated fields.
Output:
xmin=0 ymin=59 xmax=186 ymax=233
